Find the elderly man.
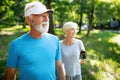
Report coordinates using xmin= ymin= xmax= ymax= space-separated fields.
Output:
xmin=4 ymin=1 xmax=65 ymax=80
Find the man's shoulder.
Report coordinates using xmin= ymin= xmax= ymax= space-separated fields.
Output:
xmin=45 ymin=33 xmax=59 ymax=39
xmin=11 ymin=33 xmax=28 ymax=44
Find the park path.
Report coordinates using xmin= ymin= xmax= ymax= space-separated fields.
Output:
xmin=113 ymin=34 xmax=120 ymax=46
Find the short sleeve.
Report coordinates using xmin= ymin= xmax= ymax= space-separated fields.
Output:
xmin=7 ymin=42 xmax=19 ymax=68
xmin=55 ymin=38 xmax=61 ymax=61
xmin=79 ymin=40 xmax=85 ymax=51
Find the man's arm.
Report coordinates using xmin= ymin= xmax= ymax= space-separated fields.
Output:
xmin=4 ymin=67 xmax=17 ymax=80
xmin=56 ymin=60 xmax=66 ymax=80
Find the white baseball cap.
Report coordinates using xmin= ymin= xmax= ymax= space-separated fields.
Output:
xmin=63 ymin=22 xmax=78 ymax=30
xmin=24 ymin=1 xmax=53 ymax=17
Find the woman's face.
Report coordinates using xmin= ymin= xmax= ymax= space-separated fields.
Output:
xmin=64 ymin=28 xmax=76 ymax=38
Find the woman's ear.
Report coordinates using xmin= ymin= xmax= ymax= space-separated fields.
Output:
xmin=25 ymin=16 xmax=32 ymax=25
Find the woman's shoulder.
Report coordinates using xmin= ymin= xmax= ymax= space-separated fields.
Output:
xmin=60 ymin=40 xmax=64 ymax=44
xmin=74 ymin=38 xmax=83 ymax=43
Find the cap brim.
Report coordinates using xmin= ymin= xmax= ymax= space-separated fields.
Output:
xmin=46 ymin=9 xmax=53 ymax=14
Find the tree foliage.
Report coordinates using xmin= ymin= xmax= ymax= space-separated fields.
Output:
xmin=0 ymin=0 xmax=120 ymax=35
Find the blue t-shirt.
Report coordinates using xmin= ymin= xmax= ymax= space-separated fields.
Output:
xmin=7 ymin=33 xmax=61 ymax=80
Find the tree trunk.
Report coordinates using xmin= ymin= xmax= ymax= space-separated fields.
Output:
xmin=22 ymin=22 xmax=26 ymax=28
xmin=86 ymin=10 xmax=94 ymax=36
xmin=46 ymin=0 xmax=55 ymax=34
xmin=78 ymin=13 xmax=83 ymax=33
xmin=86 ymin=0 xmax=95 ymax=36
xmin=48 ymin=14 xmax=55 ymax=34
xmin=78 ymin=0 xmax=83 ymax=33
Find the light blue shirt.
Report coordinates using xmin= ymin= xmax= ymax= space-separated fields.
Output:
xmin=7 ymin=33 xmax=61 ymax=80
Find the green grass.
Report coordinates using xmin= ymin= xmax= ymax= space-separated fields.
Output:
xmin=55 ymin=29 xmax=120 ymax=80
xmin=0 ymin=26 xmax=120 ymax=80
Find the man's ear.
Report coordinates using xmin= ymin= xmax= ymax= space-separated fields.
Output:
xmin=25 ymin=16 xmax=32 ymax=25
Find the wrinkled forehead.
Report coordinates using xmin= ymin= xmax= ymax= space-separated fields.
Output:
xmin=63 ymin=25 xmax=77 ymax=31
xmin=64 ymin=28 xmax=76 ymax=32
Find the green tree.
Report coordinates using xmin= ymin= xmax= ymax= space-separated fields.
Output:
xmin=0 ymin=0 xmax=120 ymax=35
xmin=0 ymin=0 xmax=15 ymax=29
xmin=86 ymin=0 xmax=95 ymax=36
xmin=0 ymin=0 xmax=26 ymax=29
xmin=11 ymin=0 xmax=26 ymax=28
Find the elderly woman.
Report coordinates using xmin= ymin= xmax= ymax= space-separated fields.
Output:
xmin=60 ymin=22 xmax=86 ymax=80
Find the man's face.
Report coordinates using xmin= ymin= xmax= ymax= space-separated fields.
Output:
xmin=30 ymin=12 xmax=49 ymax=33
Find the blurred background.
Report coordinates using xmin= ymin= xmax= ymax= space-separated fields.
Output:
xmin=0 ymin=0 xmax=120 ymax=80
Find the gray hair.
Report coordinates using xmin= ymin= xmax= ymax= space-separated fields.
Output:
xmin=63 ymin=22 xmax=78 ymax=30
